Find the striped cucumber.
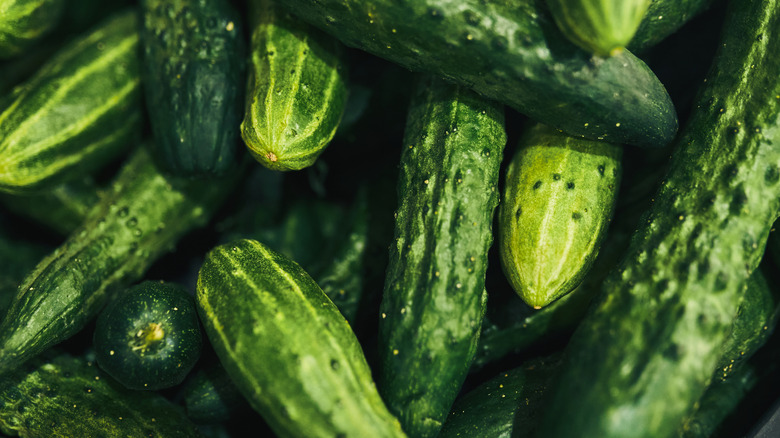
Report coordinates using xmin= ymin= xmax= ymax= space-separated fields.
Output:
xmin=0 ymin=145 xmax=237 ymax=376
xmin=497 ymin=123 xmax=622 ymax=308
xmin=378 ymin=75 xmax=506 ymax=438
xmin=196 ymin=238 xmax=406 ymax=438
xmin=537 ymin=0 xmax=780 ymax=436
xmin=0 ymin=0 xmax=65 ymax=59
xmin=241 ymin=0 xmax=348 ymax=171
xmin=277 ymin=0 xmax=677 ymax=148
xmin=0 ymin=10 xmax=141 ymax=194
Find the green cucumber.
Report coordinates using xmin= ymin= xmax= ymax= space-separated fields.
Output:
xmin=0 ymin=10 xmax=141 ymax=194
xmin=0 ymin=0 xmax=65 ymax=59
xmin=537 ymin=0 xmax=780 ymax=436
xmin=278 ymin=0 xmax=677 ymax=148
xmin=497 ymin=123 xmax=622 ymax=308
xmin=0 ymin=226 xmax=49 ymax=322
xmin=241 ymin=0 xmax=348 ymax=171
xmin=196 ymin=238 xmax=406 ymax=438
xmin=0 ymin=145 xmax=237 ymax=376
xmin=93 ymin=281 xmax=202 ymax=391
xmin=0 ymin=352 xmax=201 ymax=437
xmin=546 ymin=0 xmax=651 ymax=56
xmin=141 ymin=0 xmax=244 ymax=176
xmin=183 ymin=361 xmax=250 ymax=424
xmin=629 ymin=0 xmax=718 ymax=53
xmin=377 ymin=75 xmax=506 ymax=438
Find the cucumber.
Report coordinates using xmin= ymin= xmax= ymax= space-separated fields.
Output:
xmin=497 ymin=123 xmax=622 ymax=308
xmin=546 ymin=0 xmax=651 ymax=56
xmin=141 ymin=0 xmax=244 ymax=176
xmin=241 ymin=0 xmax=348 ymax=171
xmin=0 ymin=352 xmax=201 ymax=437
xmin=277 ymin=0 xmax=677 ymax=148
xmin=0 ymin=0 xmax=65 ymax=59
xmin=0 ymin=145 xmax=238 ymax=376
xmin=182 ymin=361 xmax=250 ymax=424
xmin=0 ymin=10 xmax=141 ymax=194
xmin=629 ymin=0 xmax=717 ymax=53
xmin=537 ymin=0 xmax=780 ymax=436
xmin=0 ymin=226 xmax=49 ymax=322
xmin=196 ymin=238 xmax=406 ymax=438
xmin=93 ymin=281 xmax=202 ymax=391
xmin=377 ymin=75 xmax=506 ymax=438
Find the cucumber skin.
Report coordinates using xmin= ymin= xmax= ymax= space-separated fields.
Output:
xmin=0 ymin=11 xmax=142 ymax=194
xmin=629 ymin=0 xmax=717 ymax=53
xmin=141 ymin=0 xmax=244 ymax=176
xmin=0 ymin=145 xmax=237 ymax=376
xmin=378 ymin=75 xmax=506 ymax=438
xmin=241 ymin=0 xmax=347 ymax=171
xmin=183 ymin=361 xmax=250 ymax=424
xmin=498 ymin=123 xmax=622 ymax=308
xmin=278 ymin=0 xmax=677 ymax=149
xmin=0 ymin=0 xmax=65 ymax=59
xmin=196 ymin=239 xmax=406 ymax=438
xmin=537 ymin=0 xmax=780 ymax=436
xmin=0 ymin=353 xmax=201 ymax=437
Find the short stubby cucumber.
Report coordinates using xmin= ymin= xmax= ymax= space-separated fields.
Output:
xmin=241 ymin=0 xmax=348 ymax=171
xmin=498 ymin=123 xmax=622 ymax=308
xmin=546 ymin=0 xmax=651 ymax=56
xmin=0 ymin=145 xmax=237 ymax=376
xmin=537 ymin=0 xmax=780 ymax=436
xmin=0 ymin=0 xmax=65 ymax=59
xmin=629 ymin=0 xmax=717 ymax=53
xmin=277 ymin=0 xmax=677 ymax=148
xmin=0 ymin=10 xmax=142 ymax=193
xmin=0 ymin=353 xmax=201 ymax=437
xmin=141 ymin=0 xmax=245 ymax=176
xmin=196 ymin=239 xmax=406 ymax=438
xmin=378 ymin=75 xmax=506 ymax=438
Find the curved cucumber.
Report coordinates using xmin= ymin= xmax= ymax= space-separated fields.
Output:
xmin=629 ymin=0 xmax=717 ymax=53
xmin=0 ymin=0 xmax=65 ymax=59
xmin=0 ymin=10 xmax=142 ymax=194
xmin=196 ymin=238 xmax=406 ymax=438
xmin=378 ymin=75 xmax=506 ymax=438
xmin=241 ymin=0 xmax=348 ymax=171
xmin=498 ymin=123 xmax=622 ymax=308
xmin=537 ymin=0 xmax=780 ymax=436
xmin=277 ymin=0 xmax=677 ymax=148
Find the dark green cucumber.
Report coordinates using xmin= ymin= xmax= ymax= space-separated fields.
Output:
xmin=546 ymin=0 xmax=651 ymax=56
xmin=196 ymin=238 xmax=406 ymax=437
xmin=278 ymin=0 xmax=677 ymax=148
xmin=378 ymin=75 xmax=506 ymax=438
xmin=498 ymin=123 xmax=622 ymax=308
xmin=0 ymin=226 xmax=49 ymax=322
xmin=629 ymin=0 xmax=718 ymax=53
xmin=0 ymin=10 xmax=142 ymax=194
xmin=182 ymin=361 xmax=250 ymax=424
xmin=93 ymin=281 xmax=202 ymax=391
xmin=0 ymin=145 xmax=237 ymax=376
xmin=241 ymin=0 xmax=348 ymax=171
xmin=537 ymin=0 xmax=780 ymax=436
xmin=0 ymin=352 xmax=201 ymax=437
xmin=0 ymin=0 xmax=65 ymax=59
xmin=141 ymin=0 xmax=244 ymax=176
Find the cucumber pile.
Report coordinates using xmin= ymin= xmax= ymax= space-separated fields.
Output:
xmin=1 ymin=0 xmax=779 ymax=437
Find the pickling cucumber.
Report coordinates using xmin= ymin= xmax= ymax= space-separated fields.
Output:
xmin=0 ymin=0 xmax=65 ymax=59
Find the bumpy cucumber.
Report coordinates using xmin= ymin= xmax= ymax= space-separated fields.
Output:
xmin=546 ymin=0 xmax=650 ymax=56
xmin=537 ymin=0 xmax=780 ymax=436
xmin=241 ymin=0 xmax=348 ymax=171
xmin=498 ymin=123 xmax=621 ymax=308
xmin=0 ymin=353 xmax=201 ymax=437
xmin=278 ymin=0 xmax=676 ymax=148
xmin=141 ymin=0 xmax=244 ymax=176
xmin=0 ymin=10 xmax=141 ymax=193
xmin=196 ymin=238 xmax=406 ymax=438
xmin=0 ymin=145 xmax=237 ymax=376
xmin=629 ymin=0 xmax=717 ymax=53
xmin=0 ymin=0 xmax=65 ymax=59
xmin=377 ymin=75 xmax=506 ymax=438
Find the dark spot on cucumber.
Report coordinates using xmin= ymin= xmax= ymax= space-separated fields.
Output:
xmin=689 ymin=224 xmax=703 ymax=242
xmin=515 ymin=206 xmax=522 ymax=218
xmin=571 ymin=212 xmax=582 ymax=220
xmin=566 ymin=182 xmax=575 ymax=190
xmin=428 ymin=8 xmax=445 ymax=19
xmin=331 ymin=359 xmax=340 ymax=370
xmin=730 ymin=185 xmax=747 ymax=214
xmin=662 ymin=343 xmax=681 ymax=361
xmin=714 ymin=273 xmax=728 ymax=291
xmin=765 ymin=165 xmax=779 ymax=184
xmin=462 ymin=10 xmax=480 ymax=25
xmin=597 ymin=165 xmax=605 ymax=176
xmin=491 ymin=36 xmax=508 ymax=51
xmin=722 ymin=164 xmax=738 ymax=184
xmin=533 ymin=180 xmax=542 ymax=190
xmin=552 ymin=173 xmax=561 ymax=181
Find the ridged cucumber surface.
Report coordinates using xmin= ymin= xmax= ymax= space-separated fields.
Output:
xmin=241 ymin=0 xmax=348 ymax=171
xmin=0 ymin=145 xmax=237 ymax=376
xmin=537 ymin=0 xmax=780 ymax=436
xmin=196 ymin=238 xmax=406 ymax=438
xmin=0 ymin=0 xmax=65 ymax=59
xmin=498 ymin=123 xmax=622 ymax=308
xmin=378 ymin=75 xmax=506 ymax=438
xmin=278 ymin=0 xmax=677 ymax=148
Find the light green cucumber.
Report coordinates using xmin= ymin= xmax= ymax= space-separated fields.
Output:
xmin=0 ymin=0 xmax=65 ymax=59
xmin=241 ymin=0 xmax=348 ymax=171
xmin=196 ymin=238 xmax=406 ymax=438
xmin=498 ymin=123 xmax=622 ymax=309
